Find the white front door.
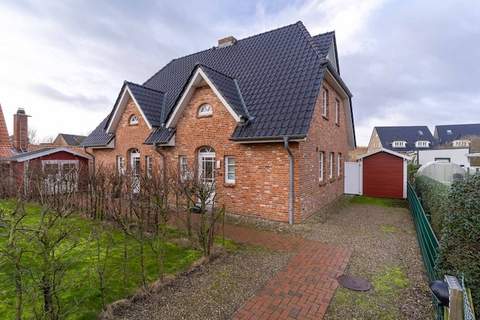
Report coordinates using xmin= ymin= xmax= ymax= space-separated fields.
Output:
xmin=130 ymin=150 xmax=141 ymax=193
xmin=198 ymin=147 xmax=216 ymax=205
xmin=344 ymin=161 xmax=362 ymax=195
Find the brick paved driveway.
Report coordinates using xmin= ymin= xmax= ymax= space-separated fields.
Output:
xmin=221 ymin=224 xmax=351 ymax=320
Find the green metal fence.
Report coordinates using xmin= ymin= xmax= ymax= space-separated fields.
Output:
xmin=407 ymin=182 xmax=444 ymax=319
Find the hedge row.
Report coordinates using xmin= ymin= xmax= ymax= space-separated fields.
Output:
xmin=415 ymin=174 xmax=480 ymax=317
xmin=414 ymin=175 xmax=449 ymax=235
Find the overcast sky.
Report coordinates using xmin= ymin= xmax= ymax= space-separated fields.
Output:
xmin=0 ymin=0 xmax=479 ymax=145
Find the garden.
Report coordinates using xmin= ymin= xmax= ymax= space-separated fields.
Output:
xmin=0 ymin=164 xmax=229 ymax=319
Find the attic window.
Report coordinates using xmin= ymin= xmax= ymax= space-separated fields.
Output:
xmin=415 ymin=140 xmax=430 ymax=148
xmin=453 ymin=140 xmax=470 ymax=147
xmin=129 ymin=115 xmax=139 ymax=125
xmin=418 ymin=130 xmax=424 ymax=135
xmin=447 ymin=129 xmax=453 ymax=135
xmin=198 ymin=104 xmax=213 ymax=117
xmin=392 ymin=140 xmax=407 ymax=148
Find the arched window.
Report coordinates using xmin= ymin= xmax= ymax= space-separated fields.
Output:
xmin=129 ymin=115 xmax=139 ymax=125
xmin=197 ymin=104 xmax=213 ymax=117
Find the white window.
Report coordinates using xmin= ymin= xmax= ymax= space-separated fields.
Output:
xmin=335 ymin=99 xmax=340 ymax=125
xmin=129 ymin=115 xmax=139 ymax=125
xmin=224 ymin=156 xmax=236 ymax=184
xmin=446 ymin=129 xmax=453 ymax=135
xmin=322 ymin=88 xmax=329 ymax=118
xmin=329 ymin=152 xmax=334 ymax=179
xmin=337 ymin=153 xmax=342 ymax=177
xmin=179 ymin=156 xmax=188 ymax=182
xmin=415 ymin=140 xmax=430 ymax=148
xmin=319 ymin=151 xmax=324 ymax=182
xmin=117 ymin=156 xmax=126 ymax=175
xmin=198 ymin=104 xmax=213 ymax=117
xmin=392 ymin=140 xmax=407 ymax=148
xmin=453 ymin=140 xmax=470 ymax=147
xmin=145 ymin=156 xmax=153 ymax=178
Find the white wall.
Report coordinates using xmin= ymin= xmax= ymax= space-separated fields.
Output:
xmin=418 ymin=148 xmax=470 ymax=167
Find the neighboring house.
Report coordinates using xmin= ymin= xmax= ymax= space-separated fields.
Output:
xmin=82 ymin=22 xmax=356 ymax=223
xmin=467 ymin=138 xmax=480 ymax=174
xmin=0 ymin=105 xmax=90 ymax=192
xmin=434 ymin=123 xmax=480 ymax=148
xmin=367 ymin=126 xmax=435 ymax=160
xmin=52 ymin=133 xmax=87 ymax=147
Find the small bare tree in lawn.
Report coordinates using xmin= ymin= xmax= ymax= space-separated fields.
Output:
xmin=0 ymin=201 xmax=28 ymax=320
xmin=178 ymin=165 xmax=225 ymax=258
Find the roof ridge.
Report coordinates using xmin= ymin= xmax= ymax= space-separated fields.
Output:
xmin=145 ymin=21 xmax=303 ymax=85
xmin=312 ymin=30 xmax=335 ymax=38
xmin=125 ymin=81 xmax=165 ymax=94
xmin=436 ymin=123 xmax=480 ymax=127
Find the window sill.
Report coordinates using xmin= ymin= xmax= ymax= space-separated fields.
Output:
xmin=197 ymin=114 xmax=213 ymax=119
xmin=322 ymin=115 xmax=329 ymax=120
xmin=318 ymin=181 xmax=326 ymax=187
xmin=335 ymin=123 xmax=340 ymax=127
xmin=224 ymin=183 xmax=236 ymax=188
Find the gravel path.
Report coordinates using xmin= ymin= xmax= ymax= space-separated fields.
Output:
xmin=294 ymin=198 xmax=433 ymax=320
xmin=113 ymin=246 xmax=291 ymax=320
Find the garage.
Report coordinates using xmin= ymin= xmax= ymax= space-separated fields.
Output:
xmin=345 ymin=148 xmax=410 ymax=199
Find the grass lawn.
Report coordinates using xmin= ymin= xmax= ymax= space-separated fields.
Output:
xmin=349 ymin=195 xmax=407 ymax=208
xmin=0 ymin=200 xmax=202 ymax=320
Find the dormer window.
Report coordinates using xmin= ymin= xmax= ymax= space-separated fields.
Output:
xmin=129 ymin=115 xmax=139 ymax=126
xmin=452 ymin=140 xmax=470 ymax=147
xmin=392 ymin=140 xmax=407 ymax=148
xmin=418 ymin=130 xmax=424 ymax=135
xmin=446 ymin=129 xmax=453 ymax=135
xmin=415 ymin=140 xmax=430 ymax=148
xmin=198 ymin=104 xmax=213 ymax=117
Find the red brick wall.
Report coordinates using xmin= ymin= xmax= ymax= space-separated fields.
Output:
xmin=90 ymin=80 xmax=351 ymax=223
xmin=297 ymin=79 xmax=352 ymax=220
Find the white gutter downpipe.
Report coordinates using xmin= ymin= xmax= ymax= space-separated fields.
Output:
xmin=283 ymin=136 xmax=294 ymax=225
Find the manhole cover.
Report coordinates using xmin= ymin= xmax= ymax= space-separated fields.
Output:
xmin=337 ymin=275 xmax=371 ymax=291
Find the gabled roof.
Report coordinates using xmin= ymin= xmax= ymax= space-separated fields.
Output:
xmin=57 ymin=133 xmax=86 ymax=146
xmin=357 ymin=148 xmax=412 ymax=161
xmin=84 ymin=21 xmax=354 ymax=146
xmin=434 ymin=123 xmax=480 ymax=145
xmin=6 ymin=147 xmax=90 ymax=162
xmin=81 ymin=117 xmax=114 ymax=147
xmin=0 ymin=104 xmax=15 ymax=158
xmin=375 ymin=126 xmax=435 ymax=152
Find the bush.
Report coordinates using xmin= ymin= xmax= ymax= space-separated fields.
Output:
xmin=437 ymin=175 xmax=480 ymax=317
xmin=407 ymin=163 xmax=421 ymax=184
xmin=414 ymin=176 xmax=449 ymax=235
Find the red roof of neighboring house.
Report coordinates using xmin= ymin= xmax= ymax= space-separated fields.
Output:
xmin=0 ymin=104 xmax=15 ymax=158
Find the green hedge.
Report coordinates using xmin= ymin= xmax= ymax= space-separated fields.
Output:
xmin=437 ymin=175 xmax=480 ymax=318
xmin=414 ymin=176 xmax=449 ymax=235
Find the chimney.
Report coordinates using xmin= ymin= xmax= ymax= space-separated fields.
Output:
xmin=13 ymin=108 xmax=29 ymax=152
xmin=218 ymin=36 xmax=237 ymax=48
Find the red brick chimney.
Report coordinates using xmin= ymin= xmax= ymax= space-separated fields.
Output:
xmin=13 ymin=108 xmax=29 ymax=152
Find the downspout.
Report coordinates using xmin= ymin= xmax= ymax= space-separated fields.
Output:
xmin=283 ymin=136 xmax=294 ymax=225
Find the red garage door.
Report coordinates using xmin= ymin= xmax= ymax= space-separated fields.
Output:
xmin=363 ymin=152 xmax=403 ymax=199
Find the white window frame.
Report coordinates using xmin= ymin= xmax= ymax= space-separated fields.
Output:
xmin=116 ymin=156 xmax=126 ymax=175
xmin=322 ymin=88 xmax=329 ymax=118
xmin=392 ymin=140 xmax=407 ymax=148
xmin=319 ymin=151 xmax=324 ymax=182
xmin=415 ymin=140 xmax=430 ymax=148
xmin=335 ymin=98 xmax=340 ymax=125
xmin=224 ymin=156 xmax=236 ymax=184
xmin=179 ymin=156 xmax=188 ymax=182
xmin=145 ymin=156 xmax=153 ymax=178
xmin=337 ymin=153 xmax=342 ymax=177
xmin=197 ymin=103 xmax=213 ymax=117
xmin=129 ymin=115 xmax=139 ymax=125
xmin=329 ymin=152 xmax=334 ymax=179
xmin=452 ymin=140 xmax=470 ymax=147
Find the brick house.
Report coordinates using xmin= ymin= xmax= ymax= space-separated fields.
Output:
xmin=82 ymin=22 xmax=356 ymax=223
xmin=0 ymin=105 xmax=90 ymax=193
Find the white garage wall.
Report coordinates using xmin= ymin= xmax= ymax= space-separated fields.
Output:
xmin=418 ymin=148 xmax=470 ymax=167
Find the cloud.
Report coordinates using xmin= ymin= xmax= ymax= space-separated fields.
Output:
xmin=0 ymin=0 xmax=479 ymax=145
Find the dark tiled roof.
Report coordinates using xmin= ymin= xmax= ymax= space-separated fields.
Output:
xmin=58 ymin=134 xmax=86 ymax=146
xmin=435 ymin=123 xmax=480 ymax=145
xmin=145 ymin=127 xmax=175 ymax=145
xmin=200 ymin=65 xmax=250 ymax=119
xmin=125 ymin=81 xmax=165 ymax=127
xmin=311 ymin=31 xmax=335 ymax=57
xmin=85 ymin=22 xmax=351 ymax=145
xmin=375 ymin=126 xmax=435 ymax=152
xmin=81 ymin=117 xmax=114 ymax=147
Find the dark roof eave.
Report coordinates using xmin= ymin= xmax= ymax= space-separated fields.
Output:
xmin=324 ymin=61 xmax=352 ymax=97
xmin=230 ymin=135 xmax=306 ymax=143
